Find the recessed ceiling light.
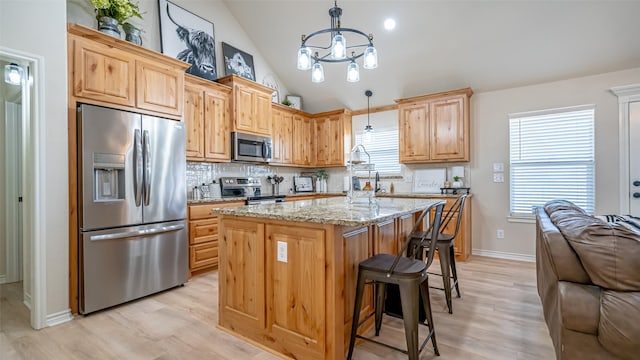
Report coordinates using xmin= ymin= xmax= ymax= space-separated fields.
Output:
xmin=384 ymin=18 xmax=396 ymax=31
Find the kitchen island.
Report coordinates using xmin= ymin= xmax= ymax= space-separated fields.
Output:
xmin=212 ymin=197 xmax=444 ymax=360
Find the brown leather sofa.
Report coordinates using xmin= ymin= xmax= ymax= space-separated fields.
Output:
xmin=535 ymin=200 xmax=640 ymax=360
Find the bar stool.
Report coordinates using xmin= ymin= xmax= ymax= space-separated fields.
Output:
xmin=418 ymin=194 xmax=468 ymax=314
xmin=347 ymin=201 xmax=445 ymax=360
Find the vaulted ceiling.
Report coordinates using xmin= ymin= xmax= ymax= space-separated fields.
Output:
xmin=223 ymin=0 xmax=640 ymax=113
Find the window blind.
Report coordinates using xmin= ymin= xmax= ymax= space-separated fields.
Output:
xmin=509 ymin=106 xmax=595 ymax=216
xmin=354 ymin=128 xmax=401 ymax=175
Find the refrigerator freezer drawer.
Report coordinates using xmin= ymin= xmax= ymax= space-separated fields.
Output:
xmin=79 ymin=220 xmax=188 ymax=314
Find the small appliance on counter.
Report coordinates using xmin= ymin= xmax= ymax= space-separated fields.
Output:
xmin=293 ymin=176 xmax=314 ymax=192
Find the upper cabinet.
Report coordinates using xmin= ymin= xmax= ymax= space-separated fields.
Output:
xmin=217 ymin=75 xmax=273 ymax=136
xmin=271 ymin=105 xmax=294 ymax=165
xmin=313 ymin=109 xmax=352 ymax=167
xmin=183 ymin=75 xmax=232 ymax=162
xmin=68 ymin=24 xmax=189 ymax=120
xmin=292 ymin=114 xmax=313 ymax=166
xmin=396 ymin=88 xmax=473 ymax=163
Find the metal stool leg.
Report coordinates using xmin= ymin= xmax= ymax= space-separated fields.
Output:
xmin=420 ymin=278 xmax=439 ymax=356
xmin=437 ymin=241 xmax=453 ymax=314
xmin=347 ymin=270 xmax=367 ymax=360
xmin=398 ymin=280 xmax=420 ymax=360
xmin=374 ymin=282 xmax=386 ymax=336
xmin=449 ymin=243 xmax=461 ymax=298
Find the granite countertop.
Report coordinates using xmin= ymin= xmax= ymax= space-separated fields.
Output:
xmin=211 ymin=197 xmax=445 ymax=227
xmin=187 ymin=191 xmax=469 ymax=205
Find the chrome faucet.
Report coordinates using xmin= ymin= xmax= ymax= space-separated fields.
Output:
xmin=375 ymin=171 xmax=381 ymax=193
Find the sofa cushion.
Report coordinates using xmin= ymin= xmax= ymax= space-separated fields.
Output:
xmin=598 ymin=291 xmax=640 ymax=360
xmin=558 ymin=215 xmax=640 ymax=291
xmin=544 ymin=199 xmax=588 ymax=215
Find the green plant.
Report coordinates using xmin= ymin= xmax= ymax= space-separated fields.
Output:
xmin=281 ymin=99 xmax=292 ymax=106
xmin=453 ymin=176 xmax=461 ymax=182
xmin=315 ymin=169 xmax=328 ymax=180
xmin=91 ymin=0 xmax=142 ymax=24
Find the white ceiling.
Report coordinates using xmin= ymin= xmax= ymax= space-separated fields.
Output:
xmin=223 ymin=0 xmax=640 ymax=113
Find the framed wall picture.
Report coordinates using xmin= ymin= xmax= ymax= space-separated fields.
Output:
xmin=286 ymin=95 xmax=301 ymax=110
xmin=158 ymin=0 xmax=217 ymax=81
xmin=222 ymin=42 xmax=256 ymax=81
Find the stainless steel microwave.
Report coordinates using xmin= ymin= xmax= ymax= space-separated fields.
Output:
xmin=232 ymin=132 xmax=272 ymax=163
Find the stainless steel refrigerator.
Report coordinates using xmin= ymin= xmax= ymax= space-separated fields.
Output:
xmin=77 ymin=104 xmax=187 ymax=314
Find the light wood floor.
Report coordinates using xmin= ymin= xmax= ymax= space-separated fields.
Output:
xmin=0 ymin=256 xmax=554 ymax=359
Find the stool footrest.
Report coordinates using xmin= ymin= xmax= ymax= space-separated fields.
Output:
xmin=355 ymin=328 xmax=436 ymax=356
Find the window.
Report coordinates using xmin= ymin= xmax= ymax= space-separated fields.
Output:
xmin=354 ymin=128 xmax=401 ymax=175
xmin=509 ymin=105 xmax=595 ymax=216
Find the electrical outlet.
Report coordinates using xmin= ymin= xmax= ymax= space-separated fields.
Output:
xmin=277 ymin=241 xmax=287 ymax=263
xmin=493 ymin=162 xmax=504 ymax=172
xmin=496 ymin=229 xmax=504 ymax=239
xmin=493 ymin=173 xmax=505 ymax=183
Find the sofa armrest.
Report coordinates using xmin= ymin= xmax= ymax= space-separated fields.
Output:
xmin=536 ymin=207 xmax=590 ymax=283
xmin=559 ymin=281 xmax=600 ymax=334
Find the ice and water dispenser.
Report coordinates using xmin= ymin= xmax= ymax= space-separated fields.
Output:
xmin=92 ymin=153 xmax=125 ymax=201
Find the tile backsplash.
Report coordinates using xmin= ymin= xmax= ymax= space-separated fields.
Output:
xmin=187 ymin=161 xmax=471 ymax=199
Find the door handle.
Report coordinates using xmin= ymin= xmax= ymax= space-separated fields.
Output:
xmin=133 ymin=129 xmax=142 ymax=206
xmin=633 ymin=193 xmax=640 ymax=199
xmin=89 ymin=224 xmax=185 ymax=241
xmin=143 ymin=130 xmax=151 ymax=206
xmin=633 ymin=181 xmax=640 ymax=187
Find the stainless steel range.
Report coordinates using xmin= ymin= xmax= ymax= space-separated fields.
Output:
xmin=220 ymin=177 xmax=285 ymax=204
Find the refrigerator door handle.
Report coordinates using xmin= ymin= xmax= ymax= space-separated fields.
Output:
xmin=133 ymin=129 xmax=143 ymax=206
xmin=143 ymin=130 xmax=151 ymax=206
xmin=89 ymin=224 xmax=185 ymax=241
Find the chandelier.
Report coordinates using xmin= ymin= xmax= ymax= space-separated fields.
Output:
xmin=296 ymin=0 xmax=378 ymax=83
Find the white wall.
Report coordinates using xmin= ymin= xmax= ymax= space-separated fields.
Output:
xmin=471 ymin=67 xmax=640 ymax=259
xmin=0 ymin=0 xmax=69 ymax=320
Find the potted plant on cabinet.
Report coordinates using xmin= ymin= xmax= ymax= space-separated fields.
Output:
xmin=91 ymin=0 xmax=142 ymax=39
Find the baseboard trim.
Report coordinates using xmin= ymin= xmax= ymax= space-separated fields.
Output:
xmin=46 ymin=309 xmax=74 ymax=327
xmin=472 ymin=249 xmax=535 ymax=263
xmin=23 ymin=292 xmax=32 ymax=310
xmin=0 ymin=275 xmax=5 ymax=284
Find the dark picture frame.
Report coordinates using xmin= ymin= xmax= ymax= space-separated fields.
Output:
xmin=158 ymin=0 xmax=217 ymax=81
xmin=222 ymin=42 xmax=256 ymax=81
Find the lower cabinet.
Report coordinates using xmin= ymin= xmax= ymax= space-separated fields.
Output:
xmin=188 ymin=201 xmax=243 ymax=276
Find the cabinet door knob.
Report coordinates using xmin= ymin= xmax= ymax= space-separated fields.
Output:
xmin=633 ymin=180 xmax=640 ymax=187
xmin=633 ymin=192 xmax=640 ymax=199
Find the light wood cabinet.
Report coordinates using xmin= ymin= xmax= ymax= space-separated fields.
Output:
xmin=292 ymin=114 xmax=313 ymax=166
xmin=188 ymin=201 xmax=243 ymax=275
xmin=313 ymin=109 xmax=352 ymax=167
xmin=271 ymin=106 xmax=293 ymax=165
xmin=184 ymin=75 xmax=232 ymax=162
xmin=219 ymin=218 xmax=266 ymax=329
xmin=135 ymin=59 xmax=183 ymax=116
xmin=217 ymin=75 xmax=273 ymax=136
xmin=266 ymin=225 xmax=326 ymax=358
xmin=396 ymin=88 xmax=473 ymax=163
xmin=68 ymin=24 xmax=189 ymax=119
xmin=71 ymin=36 xmax=136 ymax=107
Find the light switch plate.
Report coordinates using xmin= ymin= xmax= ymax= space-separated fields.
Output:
xmin=493 ymin=173 xmax=505 ymax=183
xmin=277 ymin=241 xmax=287 ymax=263
xmin=493 ymin=162 xmax=504 ymax=172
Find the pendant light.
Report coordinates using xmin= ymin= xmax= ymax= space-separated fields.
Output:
xmin=363 ymin=90 xmax=374 ymax=144
xmin=346 ymin=53 xmax=360 ymax=82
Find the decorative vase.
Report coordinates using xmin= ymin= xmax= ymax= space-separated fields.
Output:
xmin=123 ymin=23 xmax=142 ymax=46
xmin=98 ymin=16 xmax=121 ymax=38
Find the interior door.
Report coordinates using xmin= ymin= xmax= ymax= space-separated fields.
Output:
xmin=629 ymin=101 xmax=640 ymax=216
xmin=141 ymin=115 xmax=186 ymax=223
